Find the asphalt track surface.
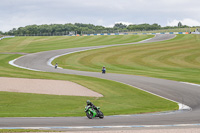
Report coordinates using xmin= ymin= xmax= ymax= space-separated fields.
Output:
xmin=2 ymin=35 xmax=200 ymax=129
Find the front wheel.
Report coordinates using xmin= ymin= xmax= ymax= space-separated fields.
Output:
xmin=98 ymin=111 xmax=104 ymax=119
xmin=86 ymin=112 xmax=93 ymax=119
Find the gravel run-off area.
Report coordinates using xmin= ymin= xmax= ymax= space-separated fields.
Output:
xmin=0 ymin=77 xmax=103 ymax=97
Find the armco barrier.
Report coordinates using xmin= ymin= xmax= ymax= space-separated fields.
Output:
xmin=2 ymin=32 xmax=195 ymax=37
xmin=191 ymin=32 xmax=200 ymax=34
xmin=83 ymin=32 xmax=190 ymax=36
xmin=67 ymin=32 xmax=194 ymax=36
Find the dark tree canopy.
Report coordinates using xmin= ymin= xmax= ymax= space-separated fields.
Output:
xmin=2 ymin=22 xmax=191 ymax=35
xmin=178 ymin=22 xmax=183 ymax=27
xmin=127 ymin=23 xmax=161 ymax=31
xmin=114 ymin=23 xmax=127 ymax=29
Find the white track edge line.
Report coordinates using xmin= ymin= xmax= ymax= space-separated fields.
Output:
xmin=181 ymin=82 xmax=200 ymax=87
xmin=1 ymin=123 xmax=200 ymax=130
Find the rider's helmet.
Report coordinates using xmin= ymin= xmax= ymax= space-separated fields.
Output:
xmin=86 ymin=100 xmax=91 ymax=105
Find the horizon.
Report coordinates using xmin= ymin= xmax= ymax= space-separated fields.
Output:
xmin=1 ymin=22 xmax=196 ymax=33
xmin=1 ymin=0 xmax=200 ymax=32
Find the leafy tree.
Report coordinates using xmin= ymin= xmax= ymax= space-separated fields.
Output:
xmin=114 ymin=23 xmax=127 ymax=29
xmin=127 ymin=23 xmax=161 ymax=31
xmin=178 ymin=22 xmax=182 ymax=27
xmin=4 ymin=22 xmax=190 ymax=36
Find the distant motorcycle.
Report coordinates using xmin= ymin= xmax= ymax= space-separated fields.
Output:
xmin=85 ymin=105 xmax=104 ymax=119
xmin=102 ymin=69 xmax=106 ymax=74
xmin=102 ymin=67 xmax=106 ymax=74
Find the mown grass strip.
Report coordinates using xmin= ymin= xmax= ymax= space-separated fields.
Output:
xmin=0 ymin=35 xmax=178 ymax=117
xmin=0 ymin=54 xmax=178 ymax=117
xmin=54 ymin=34 xmax=200 ymax=84
xmin=0 ymin=35 xmax=153 ymax=53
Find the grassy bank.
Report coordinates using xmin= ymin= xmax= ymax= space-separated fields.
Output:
xmin=0 ymin=35 xmax=178 ymax=117
xmin=54 ymin=34 xmax=200 ymax=84
xmin=0 ymin=35 xmax=153 ymax=53
xmin=0 ymin=54 xmax=177 ymax=117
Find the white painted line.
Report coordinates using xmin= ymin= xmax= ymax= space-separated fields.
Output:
xmin=181 ymin=82 xmax=200 ymax=87
xmin=1 ymin=123 xmax=200 ymax=130
xmin=178 ymin=103 xmax=191 ymax=110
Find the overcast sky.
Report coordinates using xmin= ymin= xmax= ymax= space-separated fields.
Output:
xmin=1 ymin=0 xmax=200 ymax=32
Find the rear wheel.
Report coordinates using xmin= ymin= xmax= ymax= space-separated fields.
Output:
xmin=86 ymin=112 xmax=93 ymax=119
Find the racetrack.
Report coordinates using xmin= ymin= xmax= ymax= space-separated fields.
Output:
xmin=3 ymin=34 xmax=200 ymax=130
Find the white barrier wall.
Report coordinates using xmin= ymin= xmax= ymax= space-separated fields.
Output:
xmin=191 ymin=32 xmax=200 ymax=34
xmin=2 ymin=32 xmax=196 ymax=38
xmin=81 ymin=32 xmax=189 ymax=36
xmin=0 ymin=36 xmax=15 ymax=40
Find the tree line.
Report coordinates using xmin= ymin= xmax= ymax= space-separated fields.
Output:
xmin=1 ymin=22 xmax=191 ymax=36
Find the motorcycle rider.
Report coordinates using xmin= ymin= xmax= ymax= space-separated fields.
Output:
xmin=86 ymin=100 xmax=99 ymax=112
xmin=102 ymin=66 xmax=106 ymax=74
xmin=55 ymin=63 xmax=58 ymax=69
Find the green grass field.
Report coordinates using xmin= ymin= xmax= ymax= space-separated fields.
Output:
xmin=0 ymin=35 xmax=153 ymax=53
xmin=0 ymin=35 xmax=178 ymax=117
xmin=54 ymin=34 xmax=200 ymax=84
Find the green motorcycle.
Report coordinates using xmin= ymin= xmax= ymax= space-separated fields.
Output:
xmin=85 ymin=105 xmax=104 ymax=119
